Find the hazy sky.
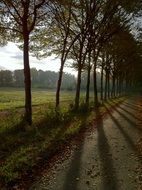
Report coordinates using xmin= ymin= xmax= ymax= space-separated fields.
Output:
xmin=0 ymin=42 xmax=76 ymax=75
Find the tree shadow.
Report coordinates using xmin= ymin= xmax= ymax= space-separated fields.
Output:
xmin=95 ymin=106 xmax=118 ymax=190
xmin=104 ymin=105 xmax=142 ymax=161
xmin=106 ymin=102 xmax=142 ymax=132
xmin=0 ymin=120 xmax=31 ymax=160
xmin=62 ymin=137 xmax=84 ymax=190
xmin=62 ymin=116 xmax=87 ymax=190
xmin=117 ymin=105 xmax=141 ymax=121
xmin=0 ymin=107 xmax=84 ymax=161
xmin=122 ymin=102 xmax=139 ymax=111
xmin=0 ymin=109 xmax=89 ymax=188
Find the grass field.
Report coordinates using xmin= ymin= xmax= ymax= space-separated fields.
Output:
xmin=0 ymin=87 xmax=93 ymax=133
xmin=0 ymin=87 xmax=94 ymax=110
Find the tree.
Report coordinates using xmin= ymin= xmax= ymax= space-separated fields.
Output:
xmin=53 ymin=1 xmax=77 ymax=107
xmin=30 ymin=0 xmax=78 ymax=107
xmin=0 ymin=0 xmax=47 ymax=125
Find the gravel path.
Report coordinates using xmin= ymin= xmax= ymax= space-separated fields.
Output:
xmin=30 ymin=97 xmax=142 ymax=190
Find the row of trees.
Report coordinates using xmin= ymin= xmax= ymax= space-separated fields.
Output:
xmin=0 ymin=0 xmax=142 ymax=125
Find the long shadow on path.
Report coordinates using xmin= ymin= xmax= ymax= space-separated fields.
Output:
xmin=107 ymin=102 xmax=142 ymax=132
xmin=62 ymin=115 xmax=87 ymax=190
xmin=122 ymin=102 xmax=139 ymax=111
xmin=117 ymin=105 xmax=140 ymax=121
xmin=104 ymin=105 xmax=142 ymax=162
xmin=62 ymin=142 xmax=84 ymax=190
xmin=95 ymin=106 xmax=119 ymax=190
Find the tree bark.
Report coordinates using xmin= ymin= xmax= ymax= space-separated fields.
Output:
xmin=86 ymin=52 xmax=91 ymax=104
xmin=23 ymin=34 xmax=32 ymax=125
xmin=56 ymin=58 xmax=64 ymax=108
xmin=74 ymin=41 xmax=84 ymax=110
xmin=93 ymin=62 xmax=98 ymax=104
xmin=111 ymin=71 xmax=116 ymax=98
xmin=107 ymin=70 xmax=110 ymax=99
xmin=104 ymin=69 xmax=108 ymax=100
xmin=100 ymin=64 xmax=104 ymax=101
xmin=116 ymin=76 xmax=119 ymax=96
xmin=93 ymin=48 xmax=100 ymax=105
xmin=75 ymin=65 xmax=82 ymax=109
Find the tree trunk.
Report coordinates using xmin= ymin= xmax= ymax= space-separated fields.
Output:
xmin=93 ymin=63 xmax=98 ymax=104
xmin=75 ymin=65 xmax=82 ymax=109
xmin=100 ymin=54 xmax=105 ymax=102
xmin=74 ymin=42 xmax=84 ymax=109
xmin=100 ymin=64 xmax=104 ymax=101
xmin=111 ymin=72 xmax=116 ymax=98
xmin=104 ymin=70 xmax=108 ymax=100
xmin=116 ymin=76 xmax=119 ymax=97
xmin=23 ymin=34 xmax=32 ymax=125
xmin=86 ymin=54 xmax=91 ymax=105
xmin=119 ymin=76 xmax=122 ymax=96
xmin=93 ymin=49 xmax=99 ymax=105
xmin=107 ymin=70 xmax=110 ymax=99
xmin=56 ymin=58 xmax=64 ymax=108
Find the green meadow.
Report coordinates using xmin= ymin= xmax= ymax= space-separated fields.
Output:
xmin=0 ymin=88 xmax=78 ymax=110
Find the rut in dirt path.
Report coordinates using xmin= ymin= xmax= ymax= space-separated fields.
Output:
xmin=30 ymin=97 xmax=142 ymax=190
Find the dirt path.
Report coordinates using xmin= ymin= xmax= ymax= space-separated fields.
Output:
xmin=30 ymin=97 xmax=142 ymax=190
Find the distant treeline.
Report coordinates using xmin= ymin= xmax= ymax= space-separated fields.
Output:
xmin=0 ymin=68 xmax=102 ymax=91
xmin=0 ymin=68 xmax=75 ymax=90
